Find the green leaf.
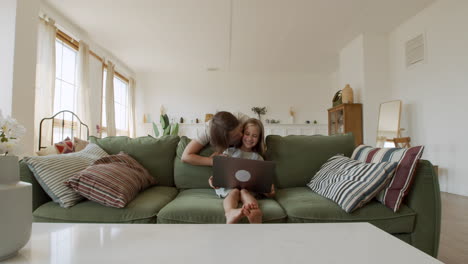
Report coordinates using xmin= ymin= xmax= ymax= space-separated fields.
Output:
xmin=160 ymin=115 xmax=167 ymax=129
xmin=163 ymin=114 xmax=170 ymax=128
xmin=160 ymin=114 xmax=170 ymax=130
xmin=171 ymin=123 xmax=179 ymax=136
xmin=152 ymin=122 xmax=160 ymax=137
xmin=163 ymin=124 xmax=171 ymax=136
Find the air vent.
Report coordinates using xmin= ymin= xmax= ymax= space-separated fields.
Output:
xmin=405 ymin=34 xmax=425 ymax=67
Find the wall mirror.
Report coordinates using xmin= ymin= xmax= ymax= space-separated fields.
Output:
xmin=376 ymin=100 xmax=402 ymax=147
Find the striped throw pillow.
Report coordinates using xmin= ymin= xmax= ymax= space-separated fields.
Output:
xmin=66 ymin=152 xmax=157 ymax=208
xmin=307 ymin=155 xmax=398 ymax=213
xmin=23 ymin=143 xmax=109 ymax=208
xmin=351 ymin=145 xmax=424 ymax=212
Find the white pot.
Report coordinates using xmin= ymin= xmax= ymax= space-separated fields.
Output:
xmin=0 ymin=156 xmax=32 ymax=261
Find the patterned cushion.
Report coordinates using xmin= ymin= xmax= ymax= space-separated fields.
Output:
xmin=66 ymin=152 xmax=158 ymax=208
xmin=307 ymin=155 xmax=398 ymax=213
xmin=23 ymin=143 xmax=108 ymax=208
xmin=73 ymin=137 xmax=89 ymax=152
xmin=351 ymin=145 xmax=424 ymax=212
xmin=55 ymin=137 xmax=74 ymax=154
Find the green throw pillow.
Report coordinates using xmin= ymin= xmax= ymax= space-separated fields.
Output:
xmin=89 ymin=135 xmax=179 ymax=186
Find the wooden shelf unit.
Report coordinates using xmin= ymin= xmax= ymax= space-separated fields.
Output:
xmin=328 ymin=103 xmax=363 ymax=146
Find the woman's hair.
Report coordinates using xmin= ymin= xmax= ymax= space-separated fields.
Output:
xmin=209 ymin=111 xmax=240 ymax=153
xmin=240 ymin=118 xmax=266 ymax=156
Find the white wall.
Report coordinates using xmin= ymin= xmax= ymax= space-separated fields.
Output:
xmin=338 ymin=34 xmax=391 ymax=145
xmin=0 ymin=0 xmax=39 ymax=156
xmin=388 ymin=0 xmax=468 ymax=196
xmin=362 ymin=34 xmax=391 ymax=145
xmin=136 ymin=72 xmax=334 ymax=136
xmin=338 ymin=35 xmax=365 ymax=103
xmin=0 ymin=0 xmax=18 ymax=116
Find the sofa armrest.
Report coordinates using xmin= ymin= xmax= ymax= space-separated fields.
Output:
xmin=19 ymin=160 xmax=51 ymax=211
xmin=405 ymin=160 xmax=441 ymax=258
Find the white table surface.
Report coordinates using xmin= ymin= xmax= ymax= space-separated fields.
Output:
xmin=3 ymin=223 xmax=441 ymax=264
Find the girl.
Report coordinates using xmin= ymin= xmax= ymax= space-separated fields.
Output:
xmin=181 ymin=111 xmax=248 ymax=166
xmin=209 ymin=118 xmax=275 ymax=224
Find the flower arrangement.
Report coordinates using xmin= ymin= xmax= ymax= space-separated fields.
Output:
xmin=0 ymin=110 xmax=26 ymax=156
xmin=289 ymin=107 xmax=296 ymax=124
xmin=251 ymin=107 xmax=267 ymax=120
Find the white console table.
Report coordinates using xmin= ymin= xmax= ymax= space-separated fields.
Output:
xmin=4 ymin=223 xmax=441 ymax=264
xmin=144 ymin=123 xmax=328 ymax=139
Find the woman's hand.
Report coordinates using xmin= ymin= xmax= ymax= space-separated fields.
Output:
xmin=264 ymin=184 xmax=276 ymax=198
xmin=208 ymin=176 xmax=219 ymax=189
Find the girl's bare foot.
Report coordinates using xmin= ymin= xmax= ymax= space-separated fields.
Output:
xmin=242 ymin=203 xmax=262 ymax=224
xmin=225 ymin=208 xmax=244 ymax=224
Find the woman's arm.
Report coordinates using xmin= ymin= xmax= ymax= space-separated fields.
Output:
xmin=181 ymin=140 xmax=214 ymax=166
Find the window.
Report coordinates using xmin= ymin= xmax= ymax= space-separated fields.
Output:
xmin=52 ymin=38 xmax=78 ymax=143
xmin=54 ymin=38 xmax=77 ymax=113
xmin=101 ymin=69 xmax=129 ymax=137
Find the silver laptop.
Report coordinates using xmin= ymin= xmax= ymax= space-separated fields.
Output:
xmin=212 ymin=156 xmax=275 ymax=193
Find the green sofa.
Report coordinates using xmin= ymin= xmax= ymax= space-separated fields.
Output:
xmin=19 ymin=134 xmax=441 ymax=257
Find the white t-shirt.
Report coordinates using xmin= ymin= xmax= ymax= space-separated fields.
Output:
xmin=223 ymin=147 xmax=264 ymax=161
xmin=194 ymin=112 xmax=249 ymax=146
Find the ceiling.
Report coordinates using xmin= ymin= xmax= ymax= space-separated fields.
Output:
xmin=43 ymin=0 xmax=434 ymax=73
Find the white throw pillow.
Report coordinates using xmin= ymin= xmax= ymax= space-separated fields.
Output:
xmin=23 ymin=143 xmax=109 ymax=208
xmin=307 ymin=155 xmax=397 ymax=213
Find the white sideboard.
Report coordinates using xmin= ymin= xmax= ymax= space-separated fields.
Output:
xmin=144 ymin=123 xmax=328 ymax=139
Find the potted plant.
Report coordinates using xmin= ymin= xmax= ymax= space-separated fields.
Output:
xmin=251 ymin=107 xmax=267 ymax=120
xmin=0 ymin=110 xmax=32 ymax=261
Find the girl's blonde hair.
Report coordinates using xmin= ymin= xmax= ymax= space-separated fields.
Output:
xmin=240 ymin=118 xmax=266 ymax=156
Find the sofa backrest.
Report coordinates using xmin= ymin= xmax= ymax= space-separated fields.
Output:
xmin=89 ymin=135 xmax=180 ymax=187
xmin=174 ymin=134 xmax=355 ymax=189
xmin=174 ymin=136 xmax=214 ymax=189
xmin=265 ymin=133 xmax=355 ymax=188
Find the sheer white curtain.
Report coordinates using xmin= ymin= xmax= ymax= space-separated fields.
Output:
xmin=105 ymin=61 xmax=116 ymax=136
xmin=34 ymin=18 xmax=56 ymax=151
xmin=88 ymin=55 xmax=104 ymax=137
xmin=76 ymin=40 xmax=91 ymax=138
xmin=128 ymin=78 xmax=136 ymax=137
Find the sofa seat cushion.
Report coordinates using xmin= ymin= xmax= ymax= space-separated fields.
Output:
xmin=33 ymin=186 xmax=178 ymax=223
xmin=276 ymin=187 xmax=416 ymax=234
xmin=157 ymin=189 xmax=287 ymax=223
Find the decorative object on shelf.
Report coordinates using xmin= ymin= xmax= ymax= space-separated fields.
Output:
xmin=205 ymin=114 xmax=213 ymax=122
xmin=0 ymin=111 xmax=32 ymax=261
xmin=180 ymin=117 xmax=184 ymax=123
xmin=313 ymin=120 xmax=318 ymax=125
xmin=306 ymin=120 xmax=310 ymax=124
xmin=270 ymin=119 xmax=280 ymax=124
xmin=143 ymin=114 xmax=152 ymax=124
xmin=332 ymin=90 xmax=342 ymax=107
xmin=195 ymin=118 xmax=199 ymax=124
xmin=342 ymin=84 xmax=354 ymax=104
xmin=152 ymin=113 xmax=179 ymax=137
xmin=251 ymin=107 xmax=267 ymax=120
xmin=289 ymin=107 xmax=295 ymax=124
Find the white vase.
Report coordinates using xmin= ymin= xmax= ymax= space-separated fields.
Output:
xmin=0 ymin=156 xmax=32 ymax=261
